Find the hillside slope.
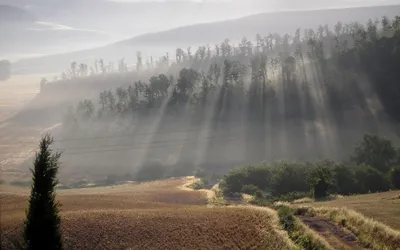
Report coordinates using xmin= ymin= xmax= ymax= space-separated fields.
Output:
xmin=13 ymin=4 xmax=400 ymax=74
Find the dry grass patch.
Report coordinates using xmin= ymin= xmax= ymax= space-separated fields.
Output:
xmin=295 ymin=206 xmax=400 ymax=250
xmin=309 ymin=191 xmax=400 ymax=230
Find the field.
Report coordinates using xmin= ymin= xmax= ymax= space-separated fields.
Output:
xmin=0 ymin=74 xmax=57 ymax=182
xmin=0 ymin=178 xmax=293 ymax=250
xmin=304 ymin=191 xmax=400 ymax=230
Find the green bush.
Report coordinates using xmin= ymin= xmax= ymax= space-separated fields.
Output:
xmin=355 ymin=166 xmax=391 ymax=193
xmin=191 ymin=180 xmax=205 ymax=190
xmin=270 ymin=161 xmax=310 ymax=196
xmin=241 ymin=184 xmax=259 ymax=195
xmin=389 ymin=166 xmax=400 ymax=189
xmin=249 ymin=190 xmax=270 ymax=206
xmin=220 ymin=164 xmax=272 ymax=196
xmin=333 ymin=165 xmax=360 ymax=195
xmin=278 ymin=206 xmax=296 ymax=232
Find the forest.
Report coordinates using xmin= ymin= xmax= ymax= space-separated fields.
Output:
xmin=35 ymin=15 xmax=400 ymax=185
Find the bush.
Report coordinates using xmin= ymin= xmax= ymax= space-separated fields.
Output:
xmin=355 ymin=166 xmax=391 ymax=193
xmin=249 ymin=190 xmax=270 ymax=206
xmin=270 ymin=161 xmax=309 ymax=196
xmin=191 ymin=179 xmax=205 ymax=190
xmin=278 ymin=206 xmax=296 ymax=232
xmin=220 ymin=164 xmax=272 ymax=196
xmin=135 ymin=160 xmax=166 ymax=181
xmin=333 ymin=165 xmax=360 ymax=195
xmin=389 ymin=166 xmax=400 ymax=189
xmin=241 ymin=184 xmax=259 ymax=195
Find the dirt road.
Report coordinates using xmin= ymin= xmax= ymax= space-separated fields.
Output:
xmin=298 ymin=215 xmax=365 ymax=250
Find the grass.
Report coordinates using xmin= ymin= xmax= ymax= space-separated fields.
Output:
xmin=307 ymin=191 xmax=400 ymax=230
xmin=294 ymin=206 xmax=400 ymax=250
xmin=277 ymin=206 xmax=331 ymax=250
xmin=1 ymin=178 xmax=295 ymax=249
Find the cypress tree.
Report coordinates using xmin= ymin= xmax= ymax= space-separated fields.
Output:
xmin=24 ymin=134 xmax=63 ymax=250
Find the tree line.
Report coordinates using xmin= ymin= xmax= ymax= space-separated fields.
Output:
xmin=219 ymin=134 xmax=400 ymax=203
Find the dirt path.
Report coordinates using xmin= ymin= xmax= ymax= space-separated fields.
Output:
xmin=298 ymin=215 xmax=365 ymax=250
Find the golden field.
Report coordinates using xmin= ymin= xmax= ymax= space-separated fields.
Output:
xmin=306 ymin=191 xmax=400 ymax=230
xmin=0 ymin=179 xmax=293 ymax=250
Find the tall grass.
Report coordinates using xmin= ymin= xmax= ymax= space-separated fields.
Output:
xmin=277 ymin=206 xmax=332 ymax=250
xmin=294 ymin=206 xmax=400 ymax=250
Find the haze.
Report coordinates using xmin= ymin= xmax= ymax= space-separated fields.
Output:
xmin=1 ymin=0 xmax=400 ymax=60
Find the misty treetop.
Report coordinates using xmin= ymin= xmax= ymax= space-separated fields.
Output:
xmin=44 ymin=16 xmax=400 ymax=173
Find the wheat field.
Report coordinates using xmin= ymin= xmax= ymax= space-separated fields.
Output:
xmin=0 ymin=179 xmax=293 ymax=250
xmin=305 ymin=191 xmax=400 ymax=230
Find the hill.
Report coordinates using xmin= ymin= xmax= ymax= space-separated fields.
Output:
xmin=120 ymin=4 xmax=400 ymax=47
xmin=12 ymin=4 xmax=400 ymax=74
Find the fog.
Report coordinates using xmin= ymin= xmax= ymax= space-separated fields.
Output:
xmin=2 ymin=1 xmax=400 ymax=186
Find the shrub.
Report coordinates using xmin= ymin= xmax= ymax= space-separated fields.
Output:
xmin=355 ymin=166 xmax=391 ymax=193
xmin=220 ymin=164 xmax=272 ymax=196
xmin=333 ymin=165 xmax=359 ymax=195
xmin=389 ymin=166 xmax=400 ymax=189
xmin=241 ymin=184 xmax=259 ymax=195
xmin=278 ymin=206 xmax=296 ymax=232
xmin=270 ymin=161 xmax=309 ymax=196
xmin=191 ymin=179 xmax=205 ymax=190
xmin=249 ymin=190 xmax=270 ymax=206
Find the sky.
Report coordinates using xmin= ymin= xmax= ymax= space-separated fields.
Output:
xmin=1 ymin=0 xmax=400 ymax=60
xmin=2 ymin=0 xmax=400 ymax=38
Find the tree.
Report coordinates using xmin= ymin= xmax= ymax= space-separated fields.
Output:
xmin=333 ymin=165 xmax=359 ymax=195
xmin=24 ymin=134 xmax=63 ymax=250
xmin=355 ymin=166 xmax=390 ymax=193
xmin=136 ymin=52 xmax=143 ymax=72
xmin=0 ymin=59 xmax=11 ymax=81
xmin=353 ymin=134 xmax=397 ymax=173
xmin=389 ymin=166 xmax=400 ymax=189
xmin=308 ymin=166 xmax=333 ymax=199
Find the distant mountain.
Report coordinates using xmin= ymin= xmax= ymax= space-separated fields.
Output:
xmin=120 ymin=4 xmax=400 ymax=47
xmin=13 ymin=4 xmax=400 ymax=75
xmin=0 ymin=5 xmax=36 ymax=23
